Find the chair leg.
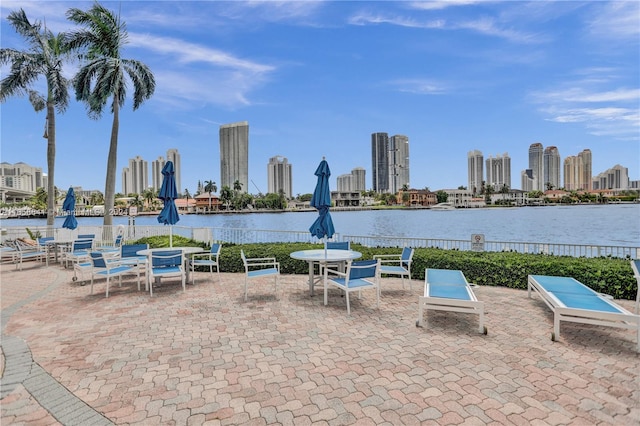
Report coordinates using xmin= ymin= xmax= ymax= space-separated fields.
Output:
xmin=106 ymin=276 xmax=110 ymax=298
xmin=244 ymin=277 xmax=249 ymax=302
xmin=274 ymin=275 xmax=278 ymax=299
xmin=90 ymin=275 xmax=95 ymax=295
xmin=346 ymin=291 xmax=351 ymax=315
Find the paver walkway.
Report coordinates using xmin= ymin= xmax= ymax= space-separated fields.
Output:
xmin=1 ymin=261 xmax=639 ymax=425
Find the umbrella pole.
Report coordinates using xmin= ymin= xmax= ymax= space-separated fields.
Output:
xmin=170 ymin=226 xmax=173 ymax=248
xmin=324 ymin=237 xmax=327 ymax=259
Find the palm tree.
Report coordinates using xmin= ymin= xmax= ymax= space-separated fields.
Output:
xmin=204 ymin=180 xmax=217 ymax=211
xmin=66 ymin=3 xmax=155 ymax=228
xmin=142 ymin=188 xmax=156 ymax=212
xmin=0 ymin=9 xmax=72 ymax=229
xmin=220 ymin=186 xmax=233 ymax=210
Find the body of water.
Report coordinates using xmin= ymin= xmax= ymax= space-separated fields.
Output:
xmin=3 ymin=204 xmax=639 ymax=247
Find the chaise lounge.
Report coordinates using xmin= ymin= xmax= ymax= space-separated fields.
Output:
xmin=527 ymin=274 xmax=639 ymax=351
xmin=417 ymin=268 xmax=487 ymax=334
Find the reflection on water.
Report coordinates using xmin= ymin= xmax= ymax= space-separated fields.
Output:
xmin=3 ymin=204 xmax=638 ymax=247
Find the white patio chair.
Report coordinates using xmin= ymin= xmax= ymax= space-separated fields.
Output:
xmin=374 ymin=247 xmax=414 ymax=290
xmin=241 ymin=249 xmax=280 ymax=301
xmin=89 ymin=252 xmax=140 ymax=297
xmin=148 ymin=250 xmax=185 ymax=297
xmin=324 ymin=241 xmax=351 ymax=273
xmin=13 ymin=239 xmax=48 ymax=270
xmin=324 ymin=259 xmax=380 ymax=315
xmin=189 ymin=243 xmax=222 ymax=284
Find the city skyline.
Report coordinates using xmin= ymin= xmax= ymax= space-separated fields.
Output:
xmin=1 ymin=1 xmax=638 ymax=196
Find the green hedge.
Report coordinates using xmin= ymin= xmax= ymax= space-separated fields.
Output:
xmin=134 ymin=237 xmax=638 ymax=300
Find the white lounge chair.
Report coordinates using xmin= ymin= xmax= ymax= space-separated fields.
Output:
xmin=324 ymin=259 xmax=380 ymax=315
xmin=528 ymin=274 xmax=639 ymax=351
xmin=417 ymin=268 xmax=487 ymax=334
xmin=241 ymin=250 xmax=279 ymax=301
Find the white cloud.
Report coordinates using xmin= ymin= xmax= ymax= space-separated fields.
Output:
xmin=410 ymin=0 xmax=487 ymax=11
xmin=587 ymin=1 xmax=640 ymax=40
xmin=389 ymin=78 xmax=449 ymax=95
xmin=349 ymin=12 xmax=445 ymax=29
xmin=127 ymin=33 xmax=275 ymax=109
xmin=531 ymin=79 xmax=640 ymax=141
xmin=348 ymin=9 xmax=543 ymax=44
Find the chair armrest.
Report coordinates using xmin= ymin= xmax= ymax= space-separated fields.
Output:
xmin=373 ymin=254 xmax=402 ymax=260
xmin=246 ymin=257 xmax=277 ymax=262
xmin=190 ymin=253 xmax=213 ymax=260
xmin=246 ymin=261 xmax=279 ymax=268
xmin=324 ymin=266 xmax=347 ymax=278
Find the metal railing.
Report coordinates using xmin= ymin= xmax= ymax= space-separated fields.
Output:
xmin=1 ymin=225 xmax=637 ymax=259
xmin=343 ymin=235 xmax=640 ymax=259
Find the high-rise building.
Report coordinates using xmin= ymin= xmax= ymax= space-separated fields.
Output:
xmin=267 ymin=155 xmax=293 ymax=198
xmin=485 ymin=153 xmax=511 ymax=189
xmin=151 ymin=156 xmax=166 ymax=191
xmin=371 ymin=132 xmax=389 ymax=193
xmin=528 ymin=142 xmax=544 ymax=191
xmin=336 ymin=174 xmax=353 ymax=192
xmin=122 ymin=156 xmax=148 ymax=195
xmin=467 ymin=150 xmax=483 ymax=194
xmin=389 ymin=134 xmax=410 ymax=193
xmin=166 ymin=149 xmax=181 ymax=195
xmin=521 ymin=169 xmax=534 ymax=192
xmin=543 ymin=146 xmax=561 ymax=190
xmin=0 ymin=161 xmax=43 ymax=197
xmin=578 ymin=149 xmax=592 ymax=191
xmin=593 ymin=164 xmax=630 ymax=190
xmin=220 ymin=121 xmax=249 ymax=192
xmin=351 ymin=167 xmax=366 ymax=192
xmin=564 ymin=149 xmax=592 ymax=190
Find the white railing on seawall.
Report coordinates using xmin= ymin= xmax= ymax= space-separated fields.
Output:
xmin=1 ymin=225 xmax=637 ymax=259
xmin=343 ymin=235 xmax=640 ymax=259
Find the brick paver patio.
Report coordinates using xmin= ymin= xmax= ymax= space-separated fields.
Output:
xmin=1 ymin=260 xmax=638 ymax=425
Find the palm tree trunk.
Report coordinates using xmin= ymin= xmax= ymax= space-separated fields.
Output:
xmin=46 ymin=103 xmax=56 ymax=233
xmin=103 ymin=99 xmax=120 ymax=229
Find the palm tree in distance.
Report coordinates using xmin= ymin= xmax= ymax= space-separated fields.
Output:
xmin=204 ymin=180 xmax=217 ymax=211
xmin=66 ymin=3 xmax=155 ymax=228
xmin=0 ymin=9 xmax=72 ymax=230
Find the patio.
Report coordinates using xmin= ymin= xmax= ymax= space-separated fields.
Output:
xmin=1 ymin=262 xmax=638 ymax=425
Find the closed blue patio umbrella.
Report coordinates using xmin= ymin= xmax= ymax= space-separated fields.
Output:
xmin=62 ymin=187 xmax=78 ymax=230
xmin=157 ymin=161 xmax=179 ymax=247
xmin=309 ymin=158 xmax=335 ymax=255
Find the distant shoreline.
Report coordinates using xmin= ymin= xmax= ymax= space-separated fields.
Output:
xmin=2 ymin=201 xmax=638 ymax=221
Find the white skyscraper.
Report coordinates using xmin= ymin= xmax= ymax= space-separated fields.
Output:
xmin=389 ymin=134 xmax=410 ymax=193
xmin=543 ymin=146 xmax=561 ymax=190
xmin=166 ymin=149 xmax=181 ymax=195
xmin=122 ymin=156 xmax=148 ymax=195
xmin=529 ymin=143 xmax=544 ymax=191
xmin=351 ymin=167 xmax=366 ymax=192
xmin=467 ymin=150 xmax=483 ymax=194
xmin=151 ymin=156 xmax=166 ymax=191
xmin=267 ymin=155 xmax=293 ymax=198
xmin=485 ymin=153 xmax=511 ymax=189
xmin=220 ymin=121 xmax=249 ymax=192
xmin=337 ymin=174 xmax=353 ymax=192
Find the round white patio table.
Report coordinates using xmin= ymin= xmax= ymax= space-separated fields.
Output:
xmin=290 ymin=249 xmax=362 ymax=296
xmin=137 ymin=247 xmax=204 ymax=285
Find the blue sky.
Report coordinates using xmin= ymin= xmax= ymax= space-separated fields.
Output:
xmin=1 ymin=0 xmax=638 ymax=196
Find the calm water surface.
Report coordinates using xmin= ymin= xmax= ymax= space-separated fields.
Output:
xmin=4 ymin=204 xmax=639 ymax=247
